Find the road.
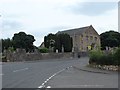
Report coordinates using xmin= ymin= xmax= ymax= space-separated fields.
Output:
xmin=46 ymin=66 xmax=118 ymax=88
xmin=2 ymin=58 xmax=86 ymax=88
xmin=2 ymin=57 xmax=118 ymax=88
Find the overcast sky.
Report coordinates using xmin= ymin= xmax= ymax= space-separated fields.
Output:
xmin=0 ymin=0 xmax=119 ymax=46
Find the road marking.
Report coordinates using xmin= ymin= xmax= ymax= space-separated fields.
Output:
xmin=46 ymin=86 xmax=51 ymax=88
xmin=13 ymin=68 xmax=28 ymax=72
xmin=38 ymin=66 xmax=72 ymax=88
xmin=38 ymin=85 xmax=44 ymax=88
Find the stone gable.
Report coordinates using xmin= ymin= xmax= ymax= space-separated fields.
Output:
xmin=57 ymin=25 xmax=101 ymax=52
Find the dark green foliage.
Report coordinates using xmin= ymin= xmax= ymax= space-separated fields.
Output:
xmin=2 ymin=38 xmax=13 ymax=52
xmin=114 ymin=48 xmax=120 ymax=65
xmin=55 ymin=34 xmax=61 ymax=52
xmin=2 ymin=32 xmax=35 ymax=53
xmin=55 ymin=34 xmax=73 ymax=52
xmin=89 ymin=50 xmax=103 ymax=64
xmin=89 ymin=50 xmax=116 ymax=65
xmin=12 ymin=32 xmax=35 ymax=52
xmin=100 ymin=31 xmax=120 ymax=50
xmin=44 ymin=33 xmax=56 ymax=48
xmin=44 ymin=33 xmax=73 ymax=52
xmin=38 ymin=48 xmax=49 ymax=53
xmin=8 ymin=47 xmax=15 ymax=52
xmin=98 ymin=54 xmax=114 ymax=65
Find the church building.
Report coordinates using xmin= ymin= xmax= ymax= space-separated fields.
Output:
xmin=57 ymin=25 xmax=101 ymax=52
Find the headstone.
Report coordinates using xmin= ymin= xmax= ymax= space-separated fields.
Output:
xmin=72 ymin=47 xmax=74 ymax=52
xmin=62 ymin=45 xmax=64 ymax=53
xmin=106 ymin=46 xmax=109 ymax=51
xmin=56 ymin=49 xmax=58 ymax=53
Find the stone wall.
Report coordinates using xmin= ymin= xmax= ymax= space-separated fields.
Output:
xmin=3 ymin=49 xmax=74 ymax=62
xmin=41 ymin=53 xmax=73 ymax=60
xmin=3 ymin=49 xmax=26 ymax=62
xmin=3 ymin=49 xmax=88 ymax=62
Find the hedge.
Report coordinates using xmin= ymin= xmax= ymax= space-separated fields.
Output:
xmin=38 ymin=48 xmax=49 ymax=53
xmin=89 ymin=48 xmax=120 ymax=66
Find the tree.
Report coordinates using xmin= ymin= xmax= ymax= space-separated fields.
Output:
xmin=12 ymin=32 xmax=35 ymax=52
xmin=55 ymin=34 xmax=73 ymax=52
xmin=2 ymin=38 xmax=13 ymax=52
xmin=100 ymin=31 xmax=120 ymax=50
xmin=44 ymin=33 xmax=56 ymax=49
xmin=44 ymin=33 xmax=73 ymax=52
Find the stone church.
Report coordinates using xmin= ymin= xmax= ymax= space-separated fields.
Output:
xmin=57 ymin=25 xmax=101 ymax=52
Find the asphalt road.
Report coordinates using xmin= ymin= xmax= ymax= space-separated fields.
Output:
xmin=2 ymin=57 xmax=118 ymax=88
xmin=46 ymin=66 xmax=118 ymax=88
xmin=2 ymin=58 xmax=87 ymax=88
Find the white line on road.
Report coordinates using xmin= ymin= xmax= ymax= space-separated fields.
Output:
xmin=38 ymin=85 xmax=44 ymax=88
xmin=13 ymin=68 xmax=28 ymax=72
xmin=46 ymin=86 xmax=51 ymax=88
xmin=38 ymin=66 xmax=72 ymax=88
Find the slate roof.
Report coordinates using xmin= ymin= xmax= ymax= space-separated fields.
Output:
xmin=57 ymin=25 xmax=93 ymax=36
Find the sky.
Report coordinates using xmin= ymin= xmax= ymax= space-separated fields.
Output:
xmin=0 ymin=0 xmax=119 ymax=46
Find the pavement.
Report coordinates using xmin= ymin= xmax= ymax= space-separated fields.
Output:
xmin=45 ymin=57 xmax=118 ymax=88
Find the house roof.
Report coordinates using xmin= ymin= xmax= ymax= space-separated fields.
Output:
xmin=39 ymin=42 xmax=44 ymax=48
xmin=57 ymin=25 xmax=95 ymax=36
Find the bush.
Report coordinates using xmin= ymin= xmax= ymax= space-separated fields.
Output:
xmin=89 ymin=50 xmax=115 ymax=65
xmin=38 ymin=48 xmax=49 ymax=53
xmin=113 ymin=47 xmax=120 ymax=65
xmin=8 ymin=47 xmax=15 ymax=52
xmin=89 ymin=50 xmax=103 ymax=64
xmin=100 ymin=54 xmax=114 ymax=65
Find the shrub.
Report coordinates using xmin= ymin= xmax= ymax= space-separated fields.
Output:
xmin=8 ymin=47 xmax=15 ymax=52
xmin=113 ymin=47 xmax=120 ymax=66
xmin=89 ymin=50 xmax=103 ymax=64
xmin=100 ymin=54 xmax=114 ymax=65
xmin=89 ymin=50 xmax=115 ymax=65
xmin=38 ymin=48 xmax=49 ymax=53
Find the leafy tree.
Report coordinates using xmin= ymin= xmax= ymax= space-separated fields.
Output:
xmin=44 ymin=33 xmax=73 ymax=52
xmin=12 ymin=32 xmax=35 ymax=52
xmin=113 ymin=47 xmax=120 ymax=65
xmin=44 ymin=33 xmax=56 ymax=48
xmin=2 ymin=38 xmax=13 ymax=52
xmin=55 ymin=34 xmax=73 ymax=52
xmin=100 ymin=31 xmax=120 ymax=50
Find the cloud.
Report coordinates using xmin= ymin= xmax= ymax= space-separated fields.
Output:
xmin=3 ymin=20 xmax=23 ymax=31
xmin=63 ymin=2 xmax=117 ymax=16
xmin=0 ymin=0 xmax=118 ymax=46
